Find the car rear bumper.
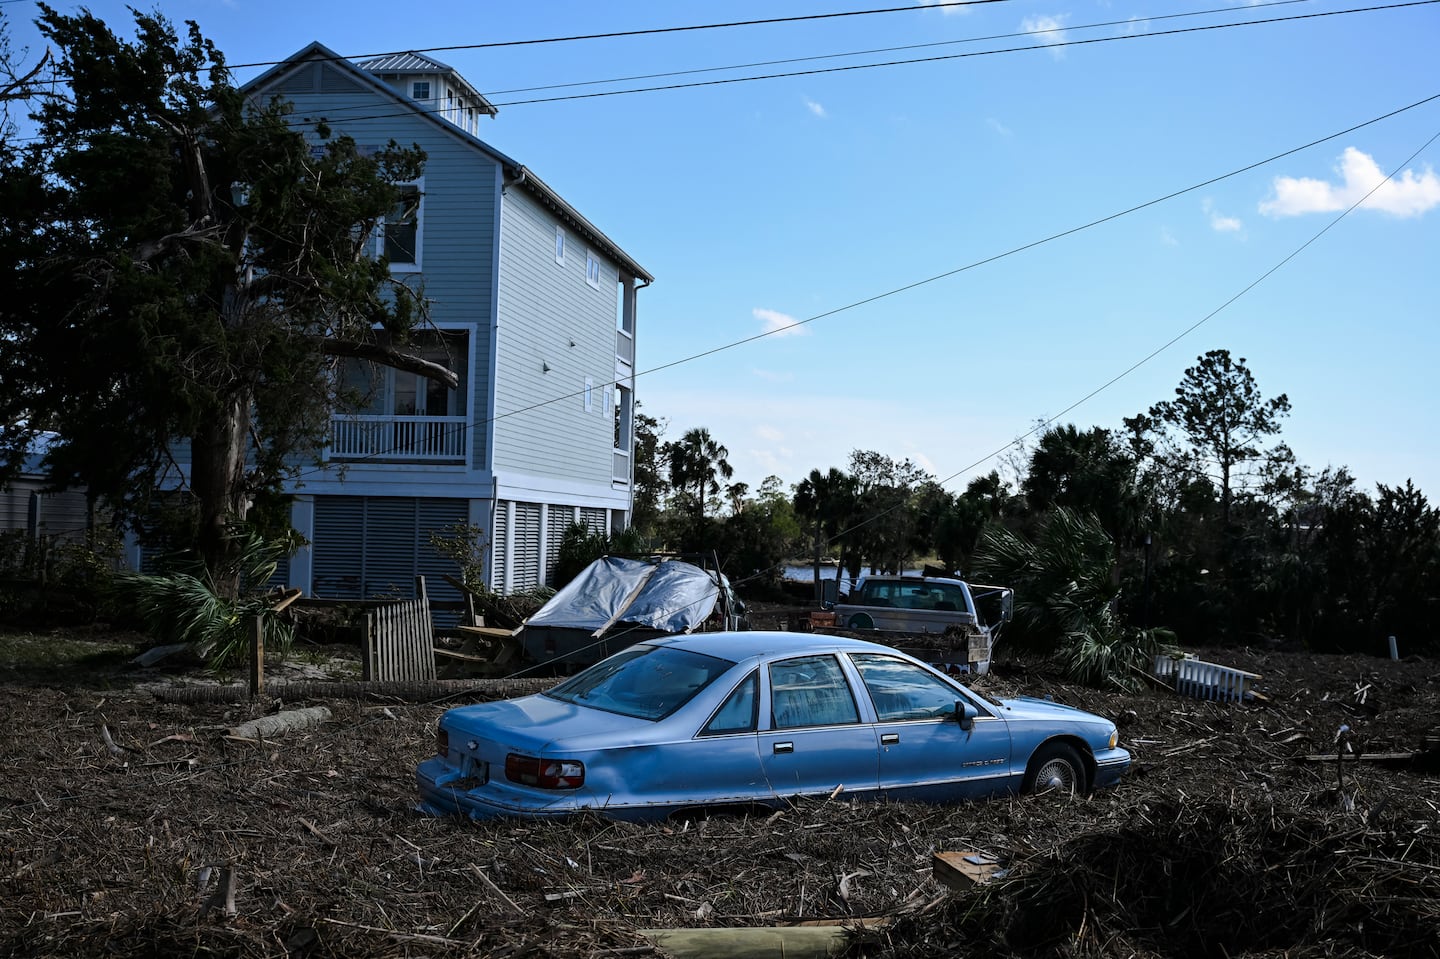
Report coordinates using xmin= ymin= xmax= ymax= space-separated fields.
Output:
xmin=416 ymin=756 xmax=577 ymax=821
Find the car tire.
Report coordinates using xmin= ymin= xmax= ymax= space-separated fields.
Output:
xmin=1023 ymin=741 xmax=1088 ymax=797
xmin=847 ymin=613 xmax=875 ymax=630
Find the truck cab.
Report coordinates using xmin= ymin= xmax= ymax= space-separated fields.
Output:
xmin=830 ymin=575 xmax=1013 ymax=673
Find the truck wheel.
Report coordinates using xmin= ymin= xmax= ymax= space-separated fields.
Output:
xmin=847 ymin=613 xmax=875 ymax=630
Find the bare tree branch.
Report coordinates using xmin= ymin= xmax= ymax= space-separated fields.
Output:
xmin=315 ymin=337 xmax=459 ymax=388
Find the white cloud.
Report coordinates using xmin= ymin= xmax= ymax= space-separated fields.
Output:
xmin=1260 ymin=147 xmax=1440 ymax=218
xmin=804 ymin=97 xmax=827 ymax=118
xmin=1121 ymin=17 xmax=1150 ymax=36
xmin=1022 ymin=14 xmax=1070 ymax=59
xmin=751 ymin=368 xmax=795 ymax=384
xmin=755 ymin=425 xmax=785 ymax=443
xmin=986 ymin=117 xmax=1013 ymax=137
xmin=754 ymin=307 xmax=809 ymax=337
xmin=1202 ymin=197 xmax=1243 ymax=233
xmin=1160 ymin=227 xmax=1179 ymax=247
xmin=916 ymin=0 xmax=972 ymax=16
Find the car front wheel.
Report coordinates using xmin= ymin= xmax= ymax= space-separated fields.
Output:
xmin=1023 ymin=742 xmax=1088 ymax=796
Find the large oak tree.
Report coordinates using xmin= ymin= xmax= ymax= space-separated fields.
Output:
xmin=0 ymin=7 xmax=455 ymax=595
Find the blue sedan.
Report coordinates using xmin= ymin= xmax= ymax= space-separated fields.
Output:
xmin=416 ymin=633 xmax=1129 ymax=822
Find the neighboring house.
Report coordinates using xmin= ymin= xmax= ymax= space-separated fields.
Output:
xmin=175 ymin=44 xmax=651 ymax=601
xmin=1 ymin=436 xmax=94 ymax=549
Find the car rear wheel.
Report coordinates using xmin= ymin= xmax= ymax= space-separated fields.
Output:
xmin=1023 ymin=742 xmax=1088 ymax=797
xmin=847 ymin=613 xmax=875 ymax=630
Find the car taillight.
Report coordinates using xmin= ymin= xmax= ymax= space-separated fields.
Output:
xmin=436 ymin=727 xmax=449 ymax=758
xmin=504 ymin=753 xmax=584 ymax=789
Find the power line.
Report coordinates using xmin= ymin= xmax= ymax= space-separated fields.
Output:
xmin=285 ymin=91 xmax=1440 ymax=480
xmin=479 ymin=0 xmax=1318 ymax=98
xmin=490 ymin=1 xmax=1440 ymax=108
xmin=813 ymin=124 xmax=1440 ymax=567
xmin=6 ymin=1 xmax=1429 ymax=145
xmin=502 ymin=118 xmax=1440 ymax=658
xmin=244 ymin=1 xmax=1438 ymax=128
xmin=224 ymin=1 xmax=1013 ymax=70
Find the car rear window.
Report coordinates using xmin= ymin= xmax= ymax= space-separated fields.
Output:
xmin=545 ymin=645 xmax=736 ymax=721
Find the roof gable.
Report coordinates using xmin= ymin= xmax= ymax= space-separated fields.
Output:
xmin=241 ymin=42 xmax=651 ymax=282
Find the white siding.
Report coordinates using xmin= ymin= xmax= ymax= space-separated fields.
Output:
xmin=254 ymin=58 xmax=501 ymax=475
xmin=494 ymin=188 xmax=620 ymax=484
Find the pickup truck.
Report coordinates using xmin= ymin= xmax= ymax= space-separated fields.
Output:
xmin=829 ymin=575 xmax=1013 ymax=674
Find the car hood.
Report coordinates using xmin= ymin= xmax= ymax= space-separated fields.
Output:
xmin=442 ymin=694 xmax=657 ymax=753
xmin=996 ymin=695 xmax=1111 ymax=726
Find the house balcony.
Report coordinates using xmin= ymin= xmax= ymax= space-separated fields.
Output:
xmin=616 ymin=329 xmax=634 ymax=367
xmin=612 ymin=448 xmax=630 ymax=485
xmin=330 ymin=414 xmax=468 ymax=463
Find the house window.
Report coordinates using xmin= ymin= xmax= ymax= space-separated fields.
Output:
xmin=554 ymin=226 xmax=565 ymax=264
xmin=585 ymin=251 xmax=601 ymax=289
xmin=411 ymin=80 xmax=431 ymax=100
xmin=613 ymin=385 xmax=631 ymax=451
xmin=584 ymin=377 xmax=594 ymax=412
xmin=339 ymin=331 xmax=468 ymax=419
xmin=379 ymin=181 xmax=422 ymax=270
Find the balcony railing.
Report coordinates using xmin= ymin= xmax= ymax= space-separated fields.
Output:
xmin=615 ymin=329 xmax=634 ymax=366
xmin=613 ymin=449 xmax=630 ymax=484
xmin=330 ymin=415 xmax=468 ymax=462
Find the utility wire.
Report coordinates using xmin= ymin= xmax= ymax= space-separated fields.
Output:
xmin=814 ymin=125 xmax=1440 ymax=571
xmin=241 ymin=1 xmax=1437 ymax=128
xmin=224 ymin=1 xmax=1014 ymax=70
xmin=526 ymin=120 xmax=1440 ymax=648
xmin=481 ymin=0 xmax=1316 ymax=97
xmin=478 ymin=93 xmax=1440 ymax=427
xmin=280 ymin=90 xmax=1440 ymax=482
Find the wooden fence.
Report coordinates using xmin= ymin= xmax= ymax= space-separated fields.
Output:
xmin=362 ymin=576 xmax=438 ymax=683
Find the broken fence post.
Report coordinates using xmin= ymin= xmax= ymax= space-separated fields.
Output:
xmin=247 ymin=614 xmax=264 ymax=700
xmin=1389 ymin=635 xmax=1399 ymax=661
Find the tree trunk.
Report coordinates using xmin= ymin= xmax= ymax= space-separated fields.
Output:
xmin=190 ymin=388 xmax=251 ymax=599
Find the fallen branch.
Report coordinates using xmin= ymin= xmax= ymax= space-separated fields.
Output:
xmin=227 ymin=706 xmax=332 ymax=742
xmin=470 ymin=862 xmax=524 ymax=915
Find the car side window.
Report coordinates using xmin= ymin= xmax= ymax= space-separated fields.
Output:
xmin=701 ymin=671 xmax=758 ymax=735
xmin=850 ymin=654 xmax=964 ymax=722
xmin=769 ymin=655 xmax=860 ymax=729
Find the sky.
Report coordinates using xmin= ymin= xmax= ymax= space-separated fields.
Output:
xmin=5 ymin=0 xmax=1438 ymax=500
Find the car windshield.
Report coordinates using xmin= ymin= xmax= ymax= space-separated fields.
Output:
xmin=545 ymin=645 xmax=736 ymax=721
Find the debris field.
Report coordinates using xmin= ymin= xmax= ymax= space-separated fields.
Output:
xmin=2 ymin=636 xmax=1438 ymax=958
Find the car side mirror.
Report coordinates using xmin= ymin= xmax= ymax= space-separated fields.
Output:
xmin=955 ymin=701 xmax=977 ymax=731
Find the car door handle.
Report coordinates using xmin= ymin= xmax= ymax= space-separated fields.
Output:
xmin=773 ymin=741 xmax=794 ymax=754
xmin=880 ymin=733 xmax=900 ymax=745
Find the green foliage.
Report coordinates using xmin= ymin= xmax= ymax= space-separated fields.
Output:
xmin=976 ymin=508 xmax=1160 ymax=688
xmin=847 ymin=450 xmax=932 ymax=574
xmin=664 ymin=427 xmax=733 ymax=520
xmin=629 ymin=407 xmax=668 ymax=535
xmin=1059 ymin=627 xmax=1174 ymax=691
xmin=552 ymin=522 xmax=651 ymax=589
xmin=426 ymin=523 xmax=489 ymax=591
xmin=0 ymin=8 xmax=435 ymax=594
xmin=116 ymin=527 xmax=294 ymax=670
xmin=1149 ymin=349 xmax=1291 ymax=526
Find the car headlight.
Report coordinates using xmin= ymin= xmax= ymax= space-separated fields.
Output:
xmin=1107 ymin=728 xmax=1119 ymax=750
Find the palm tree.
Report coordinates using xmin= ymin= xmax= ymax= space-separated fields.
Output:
xmin=665 ymin=427 xmax=734 ymax=520
xmin=794 ymin=467 xmax=858 ymax=602
xmin=974 ymin=507 xmax=1170 ymax=688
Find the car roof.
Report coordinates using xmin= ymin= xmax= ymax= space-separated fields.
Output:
xmin=646 ymin=630 xmax=897 ymax=664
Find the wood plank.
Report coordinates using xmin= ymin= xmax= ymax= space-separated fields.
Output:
xmin=1300 ymin=752 xmax=1417 ymax=764
xmin=933 ymin=851 xmax=1004 ymax=890
xmin=454 ymin=625 xmax=519 ymax=640
xmin=639 ymin=926 xmax=851 ymax=959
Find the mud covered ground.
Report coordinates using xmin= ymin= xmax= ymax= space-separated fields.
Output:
xmin=2 ymin=617 xmax=1438 ymax=958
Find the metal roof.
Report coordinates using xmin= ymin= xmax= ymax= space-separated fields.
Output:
xmin=355 ymin=52 xmax=457 ymax=74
